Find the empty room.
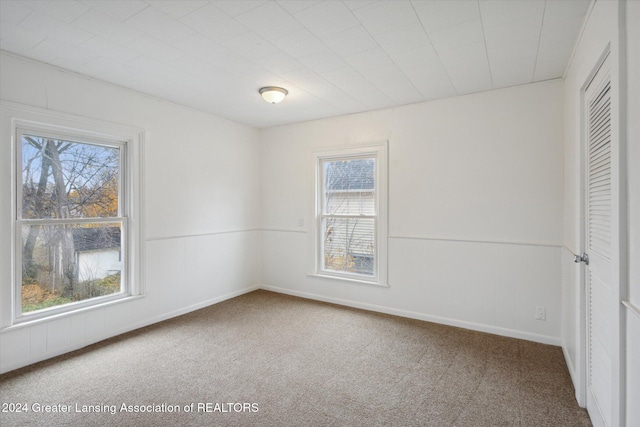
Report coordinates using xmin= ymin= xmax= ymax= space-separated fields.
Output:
xmin=0 ymin=0 xmax=638 ymax=426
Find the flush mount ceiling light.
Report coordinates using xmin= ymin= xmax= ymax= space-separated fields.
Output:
xmin=259 ymin=86 xmax=288 ymax=104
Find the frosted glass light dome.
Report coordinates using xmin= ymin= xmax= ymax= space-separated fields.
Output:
xmin=259 ymin=86 xmax=288 ymax=104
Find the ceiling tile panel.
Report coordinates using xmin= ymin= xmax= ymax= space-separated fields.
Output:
xmin=318 ymin=88 xmax=365 ymax=112
xmin=361 ymin=64 xmax=423 ymax=104
xmin=484 ymin=13 xmax=543 ymax=87
xmin=20 ymin=0 xmax=90 ymax=23
xmin=298 ymin=50 xmax=348 ymax=74
xmin=272 ymin=29 xmax=326 ymax=58
xmin=294 ymin=1 xmax=359 ymax=37
xmin=483 ymin=14 xmax=542 ymax=50
xmin=352 ymin=0 xmax=420 ymax=35
xmin=79 ymin=36 xmax=140 ymax=63
xmin=80 ymin=0 xmax=148 ymax=20
xmin=448 ymin=66 xmax=493 ymax=95
xmin=538 ymin=1 xmax=587 ymax=50
xmin=252 ymin=51 xmax=304 ymax=74
xmin=428 ymin=19 xmax=484 ymax=52
xmin=490 ymin=57 xmax=536 ymax=89
xmin=173 ymin=33 xmax=231 ymax=63
xmin=544 ymin=0 xmax=590 ymax=19
xmin=125 ymin=6 xmax=195 ymax=44
xmin=320 ymin=26 xmax=377 ymax=57
xmin=127 ymin=55 xmax=170 ymax=78
xmin=488 ymin=42 xmax=537 ymax=86
xmin=350 ymin=89 xmax=393 ymax=111
xmin=321 ymin=66 xmax=381 ymax=99
xmin=382 ymin=88 xmax=424 ymax=106
xmin=215 ymin=52 xmax=265 ymax=75
xmin=0 ymin=1 xmax=34 ymax=25
xmin=74 ymin=9 xmax=144 ymax=45
xmin=146 ymin=1 xmax=208 ymax=19
xmin=438 ymin=41 xmax=493 ymax=94
xmin=222 ymin=32 xmax=279 ymax=60
xmin=479 ymin=0 xmax=545 ymax=28
xmin=21 ymin=39 xmax=59 ymax=64
xmin=405 ymin=70 xmax=457 ymax=101
xmin=413 ymin=0 xmax=479 ymax=33
xmin=538 ymin=14 xmax=585 ymax=46
xmin=32 ymin=37 xmax=98 ymax=64
xmin=180 ymin=4 xmax=248 ymax=42
xmin=438 ymin=41 xmax=489 ymax=70
xmin=210 ymin=1 xmax=268 ymax=17
xmin=235 ymin=1 xmax=302 ymax=40
xmin=20 ymin=10 xmax=93 ymax=46
xmin=154 ymin=79 xmax=202 ymax=102
xmin=280 ymin=67 xmax=341 ymax=101
xmin=360 ymin=63 xmax=406 ymax=86
xmin=373 ymin=23 xmax=431 ymax=55
xmin=128 ymin=36 xmax=186 ymax=63
xmin=390 ymin=45 xmax=451 ymax=84
xmin=169 ymin=54 xmax=228 ymax=80
xmin=345 ymin=48 xmax=393 ymax=73
xmin=388 ymin=42 xmax=439 ymax=68
xmin=534 ymin=38 xmax=575 ymax=81
xmin=276 ymin=1 xmax=321 ymax=14
xmin=238 ymin=67 xmax=286 ymax=89
xmin=0 ymin=22 xmax=46 ymax=52
xmin=81 ymin=56 xmax=140 ymax=84
xmin=343 ymin=1 xmax=377 ymax=11
xmin=487 ymin=57 xmax=533 ymax=88
xmin=124 ymin=72 xmax=174 ymax=97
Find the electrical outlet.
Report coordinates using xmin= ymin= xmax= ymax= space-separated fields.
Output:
xmin=535 ymin=307 xmax=546 ymax=321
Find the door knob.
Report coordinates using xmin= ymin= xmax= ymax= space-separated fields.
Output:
xmin=573 ymin=252 xmax=589 ymax=265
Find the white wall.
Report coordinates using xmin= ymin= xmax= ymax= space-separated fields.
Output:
xmin=260 ymin=79 xmax=565 ymax=345
xmin=624 ymin=1 xmax=640 ymax=426
xmin=0 ymin=53 xmax=262 ymax=373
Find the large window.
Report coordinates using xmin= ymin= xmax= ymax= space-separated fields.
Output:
xmin=312 ymin=143 xmax=388 ymax=285
xmin=7 ymin=106 xmax=144 ymax=324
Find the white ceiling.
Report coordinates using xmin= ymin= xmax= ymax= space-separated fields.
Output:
xmin=0 ymin=0 xmax=590 ymax=128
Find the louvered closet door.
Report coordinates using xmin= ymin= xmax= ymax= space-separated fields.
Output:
xmin=585 ymin=54 xmax=613 ymax=427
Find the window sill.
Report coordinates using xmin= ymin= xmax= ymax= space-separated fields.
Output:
xmin=307 ymin=273 xmax=389 ymax=288
xmin=1 ymin=294 xmax=145 ymax=333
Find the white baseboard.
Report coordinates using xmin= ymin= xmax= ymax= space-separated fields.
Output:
xmin=562 ymin=343 xmax=577 ymax=385
xmin=260 ymin=285 xmax=562 ymax=346
xmin=562 ymin=342 xmax=585 ymax=407
xmin=0 ymin=285 xmax=260 ymax=374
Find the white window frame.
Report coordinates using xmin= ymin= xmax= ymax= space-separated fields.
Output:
xmin=1 ymin=102 xmax=145 ymax=327
xmin=310 ymin=142 xmax=388 ymax=286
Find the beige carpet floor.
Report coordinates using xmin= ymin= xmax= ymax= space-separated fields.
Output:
xmin=0 ymin=290 xmax=591 ymax=426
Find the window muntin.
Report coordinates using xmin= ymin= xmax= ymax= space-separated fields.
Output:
xmin=320 ymin=157 xmax=377 ymax=277
xmin=17 ymin=129 xmax=128 ymax=318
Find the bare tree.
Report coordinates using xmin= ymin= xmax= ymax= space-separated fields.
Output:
xmin=22 ymin=139 xmax=52 ymax=277
xmin=21 ymin=136 xmax=119 ymax=297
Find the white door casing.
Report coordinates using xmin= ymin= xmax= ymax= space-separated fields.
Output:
xmin=583 ymin=52 xmax=617 ymax=427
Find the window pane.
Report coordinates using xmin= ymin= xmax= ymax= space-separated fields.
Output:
xmin=21 ymin=222 xmax=123 ymax=313
xmin=323 ymin=217 xmax=374 ymax=276
xmin=21 ymin=135 xmax=120 ymax=219
xmin=323 ymin=158 xmax=375 ymax=215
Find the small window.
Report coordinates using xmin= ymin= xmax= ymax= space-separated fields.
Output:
xmin=10 ymin=111 xmax=144 ymax=323
xmin=312 ymin=143 xmax=388 ymax=285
